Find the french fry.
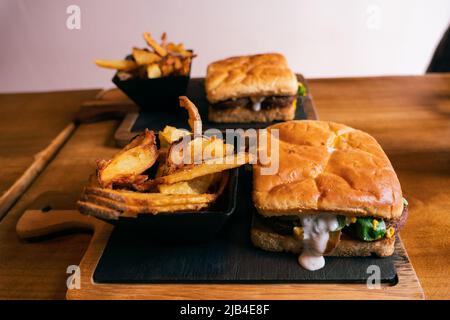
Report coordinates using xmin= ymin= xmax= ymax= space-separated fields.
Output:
xmin=95 ymin=32 xmax=194 ymax=78
xmin=143 ymin=32 xmax=167 ymax=57
xmin=83 ymin=194 xmax=141 ymax=214
xmin=159 ymin=126 xmax=191 ymax=148
xmin=161 ymin=32 xmax=167 ymax=47
xmin=160 ymin=63 xmax=174 ymax=76
xmin=79 ymin=197 xmax=209 ymax=217
xmin=173 ymin=57 xmax=183 ymax=72
xmin=97 ymin=129 xmax=158 ymax=188
xmin=79 ymin=89 xmax=246 ymax=219
xmin=166 ymin=43 xmax=179 ymax=52
xmin=77 ymin=200 xmax=121 ymax=220
xmin=95 ymin=59 xmax=138 ymax=71
xmin=181 ymin=58 xmax=191 ymax=75
xmin=165 ymin=55 xmax=176 ymax=65
xmin=138 ymin=203 xmax=209 ymax=214
xmin=83 ymin=193 xmax=212 ymax=214
xmin=147 ymin=64 xmax=162 ymax=78
xmin=179 ymin=96 xmax=202 ymax=136
xmin=84 ymin=187 xmax=216 ymax=205
xmin=132 ymin=47 xmax=161 ymax=65
xmin=158 ymin=172 xmax=222 ymax=194
xmin=80 ymin=171 xmax=229 ymax=217
xmin=166 ymin=135 xmax=234 ymax=174
xmin=167 ymin=43 xmax=193 ymax=57
xmin=140 ymin=153 xmax=250 ymax=188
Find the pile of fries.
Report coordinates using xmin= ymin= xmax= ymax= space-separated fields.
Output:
xmin=77 ymin=97 xmax=250 ymax=219
xmin=95 ymin=32 xmax=195 ymax=80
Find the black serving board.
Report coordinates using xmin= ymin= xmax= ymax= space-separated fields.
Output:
xmin=131 ymin=78 xmax=309 ymax=133
xmin=94 ymin=167 xmax=397 ymax=284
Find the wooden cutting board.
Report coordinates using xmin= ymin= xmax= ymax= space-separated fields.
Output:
xmin=16 ymin=192 xmax=424 ymax=300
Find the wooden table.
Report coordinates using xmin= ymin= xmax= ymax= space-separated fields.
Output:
xmin=0 ymin=74 xmax=449 ymax=299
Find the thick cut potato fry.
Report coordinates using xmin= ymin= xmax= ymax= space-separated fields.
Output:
xmin=166 ymin=43 xmax=182 ymax=53
xmin=161 ymin=32 xmax=167 ymax=47
xmin=141 ymin=203 xmax=209 ymax=215
xmin=143 ymin=32 xmax=167 ymax=57
xmin=173 ymin=57 xmax=183 ymax=71
xmin=77 ymin=201 xmax=121 ymax=220
xmin=179 ymin=96 xmax=202 ymax=136
xmin=147 ymin=64 xmax=162 ymax=78
xmin=159 ymin=126 xmax=191 ymax=148
xmin=95 ymin=59 xmax=138 ymax=71
xmin=83 ymin=194 xmax=141 ymax=214
xmin=97 ymin=129 xmax=158 ymax=188
xmin=79 ymin=171 xmax=230 ymax=219
xmin=79 ymin=197 xmax=209 ymax=217
xmin=160 ymin=63 xmax=174 ymax=76
xmin=95 ymin=32 xmax=194 ymax=79
xmin=157 ymin=181 xmax=198 ymax=195
xmin=158 ymin=172 xmax=222 ymax=194
xmin=84 ymin=187 xmax=216 ymax=206
xmin=165 ymin=135 xmax=234 ymax=175
xmin=132 ymin=47 xmax=161 ymax=65
xmin=83 ymin=194 xmax=211 ymax=214
xmin=181 ymin=58 xmax=191 ymax=75
xmin=140 ymin=153 xmax=249 ymax=188
xmin=166 ymin=43 xmax=194 ymax=57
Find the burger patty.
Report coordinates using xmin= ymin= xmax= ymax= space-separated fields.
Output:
xmin=211 ymin=95 xmax=296 ymax=110
xmin=386 ymin=205 xmax=409 ymax=231
xmin=261 ymin=205 xmax=409 ymax=238
xmin=262 ymin=216 xmax=300 ymax=235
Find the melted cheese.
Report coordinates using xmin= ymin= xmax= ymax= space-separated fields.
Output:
xmin=298 ymin=214 xmax=339 ymax=271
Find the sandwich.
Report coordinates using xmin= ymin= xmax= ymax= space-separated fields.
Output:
xmin=252 ymin=120 xmax=408 ymax=271
xmin=205 ymin=53 xmax=300 ymax=123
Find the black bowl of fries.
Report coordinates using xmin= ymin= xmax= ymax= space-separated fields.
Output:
xmin=96 ymin=32 xmax=195 ymax=110
xmin=77 ymin=97 xmax=251 ymax=242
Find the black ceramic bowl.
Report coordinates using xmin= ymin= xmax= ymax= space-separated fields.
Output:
xmin=112 ymin=54 xmax=192 ymax=111
xmin=109 ymin=167 xmax=239 ymax=243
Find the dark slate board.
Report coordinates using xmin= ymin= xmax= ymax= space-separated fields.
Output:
xmin=131 ymin=78 xmax=309 ymax=133
xmin=93 ymin=167 xmax=397 ymax=284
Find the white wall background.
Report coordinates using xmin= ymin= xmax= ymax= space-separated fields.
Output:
xmin=0 ymin=0 xmax=449 ymax=93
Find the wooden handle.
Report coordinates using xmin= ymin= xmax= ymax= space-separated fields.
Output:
xmin=75 ymin=101 xmax=139 ymax=124
xmin=75 ymin=88 xmax=139 ymax=124
xmin=0 ymin=124 xmax=76 ymax=220
xmin=16 ymin=209 xmax=105 ymax=240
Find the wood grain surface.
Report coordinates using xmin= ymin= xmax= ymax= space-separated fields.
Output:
xmin=13 ymin=206 xmax=422 ymax=299
xmin=0 ymin=74 xmax=449 ymax=299
xmin=68 ymin=226 xmax=423 ymax=299
xmin=310 ymin=74 xmax=450 ymax=299
xmin=0 ymin=90 xmax=98 ymax=215
xmin=0 ymin=123 xmax=76 ymax=219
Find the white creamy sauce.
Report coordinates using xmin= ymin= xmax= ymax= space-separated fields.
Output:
xmin=250 ymin=97 xmax=265 ymax=112
xmin=327 ymin=146 xmax=337 ymax=154
xmin=298 ymin=214 xmax=339 ymax=271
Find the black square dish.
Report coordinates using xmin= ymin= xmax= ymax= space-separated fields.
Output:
xmin=112 ymin=55 xmax=192 ymax=111
xmin=94 ymin=167 xmax=397 ymax=284
xmin=109 ymin=167 xmax=239 ymax=243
